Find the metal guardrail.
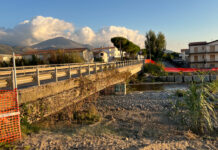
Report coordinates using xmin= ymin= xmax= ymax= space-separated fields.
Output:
xmin=0 ymin=60 xmax=143 ymax=89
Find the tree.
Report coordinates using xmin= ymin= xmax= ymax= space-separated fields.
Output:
xmin=145 ymin=30 xmax=166 ymax=61
xmin=111 ymin=37 xmax=140 ymax=60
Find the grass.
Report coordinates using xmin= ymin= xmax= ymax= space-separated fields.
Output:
xmin=170 ymin=80 xmax=218 ymax=135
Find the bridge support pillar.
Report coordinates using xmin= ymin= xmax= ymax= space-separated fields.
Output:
xmin=114 ymin=82 xmax=126 ymax=95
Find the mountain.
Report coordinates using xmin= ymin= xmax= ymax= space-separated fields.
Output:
xmin=0 ymin=44 xmax=37 ymax=54
xmin=31 ymin=37 xmax=93 ymax=50
xmin=0 ymin=44 xmax=13 ymax=54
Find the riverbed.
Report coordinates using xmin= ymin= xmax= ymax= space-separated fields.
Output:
xmin=16 ymin=85 xmax=217 ymax=149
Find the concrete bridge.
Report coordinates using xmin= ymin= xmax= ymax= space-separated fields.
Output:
xmin=0 ymin=60 xmax=144 ymax=122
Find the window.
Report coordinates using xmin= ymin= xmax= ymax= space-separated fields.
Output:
xmin=210 ymin=45 xmax=215 ymax=52
xmin=194 ymin=47 xmax=198 ymax=53
xmin=194 ymin=55 xmax=198 ymax=62
xmin=202 ymin=46 xmax=205 ymax=51
xmin=210 ymin=55 xmax=215 ymax=61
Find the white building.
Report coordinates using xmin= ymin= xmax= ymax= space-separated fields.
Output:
xmin=189 ymin=40 xmax=218 ymax=68
xmin=180 ymin=49 xmax=189 ymax=61
xmin=93 ymin=51 xmax=109 ymax=62
xmin=0 ymin=54 xmax=22 ymax=63
xmin=92 ymin=47 xmax=123 ymax=62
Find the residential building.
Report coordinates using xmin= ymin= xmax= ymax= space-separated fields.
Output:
xmin=0 ymin=54 xmax=22 ymax=63
xmin=93 ymin=51 xmax=108 ymax=62
xmin=22 ymin=48 xmax=94 ymax=62
xmin=189 ymin=40 xmax=218 ymax=68
xmin=92 ymin=47 xmax=123 ymax=62
xmin=180 ymin=49 xmax=189 ymax=61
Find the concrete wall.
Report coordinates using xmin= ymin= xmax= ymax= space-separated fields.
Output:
xmin=19 ymin=63 xmax=143 ymax=122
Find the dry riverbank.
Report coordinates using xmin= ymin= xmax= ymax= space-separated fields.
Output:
xmin=16 ymin=91 xmax=217 ymax=150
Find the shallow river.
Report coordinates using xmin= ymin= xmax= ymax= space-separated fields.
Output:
xmin=127 ymin=82 xmax=189 ymax=92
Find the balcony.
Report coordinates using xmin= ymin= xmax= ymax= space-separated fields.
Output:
xmin=189 ymin=50 xmax=218 ymax=54
xmin=190 ymin=60 xmax=218 ymax=63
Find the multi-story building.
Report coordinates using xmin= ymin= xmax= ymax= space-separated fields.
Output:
xmin=189 ymin=40 xmax=218 ymax=68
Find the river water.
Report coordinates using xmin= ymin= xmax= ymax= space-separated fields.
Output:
xmin=127 ymin=82 xmax=189 ymax=92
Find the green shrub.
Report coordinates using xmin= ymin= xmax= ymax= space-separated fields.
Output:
xmin=143 ymin=63 xmax=166 ymax=76
xmin=73 ymin=104 xmax=101 ymax=124
xmin=170 ymin=80 xmax=218 ymax=135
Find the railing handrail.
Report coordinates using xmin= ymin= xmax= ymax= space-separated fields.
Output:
xmin=0 ymin=59 xmax=144 ymax=89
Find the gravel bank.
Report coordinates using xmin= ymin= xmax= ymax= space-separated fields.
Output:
xmin=17 ymin=91 xmax=217 ymax=150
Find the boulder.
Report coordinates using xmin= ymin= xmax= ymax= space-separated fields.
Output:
xmin=175 ymin=76 xmax=183 ymax=83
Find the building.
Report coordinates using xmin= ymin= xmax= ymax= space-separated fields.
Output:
xmin=189 ymin=40 xmax=218 ymax=68
xmin=93 ymin=51 xmax=108 ymax=62
xmin=22 ymin=48 xmax=94 ymax=63
xmin=180 ymin=49 xmax=189 ymax=61
xmin=0 ymin=54 xmax=22 ymax=63
xmin=92 ymin=47 xmax=123 ymax=62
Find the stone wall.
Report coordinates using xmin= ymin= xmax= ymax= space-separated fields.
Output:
xmin=159 ymin=74 xmax=218 ymax=83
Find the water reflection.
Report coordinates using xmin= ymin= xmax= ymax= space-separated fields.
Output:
xmin=127 ymin=83 xmax=189 ymax=92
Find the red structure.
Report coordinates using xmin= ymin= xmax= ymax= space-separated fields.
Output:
xmin=0 ymin=89 xmax=21 ymax=143
xmin=144 ymin=59 xmax=218 ymax=72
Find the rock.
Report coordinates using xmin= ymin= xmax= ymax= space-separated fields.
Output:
xmin=122 ymin=137 xmax=129 ymax=141
xmin=184 ymin=76 xmax=192 ymax=82
xmin=175 ymin=76 xmax=183 ymax=83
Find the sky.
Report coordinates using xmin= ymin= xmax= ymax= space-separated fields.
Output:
xmin=0 ymin=0 xmax=218 ymax=52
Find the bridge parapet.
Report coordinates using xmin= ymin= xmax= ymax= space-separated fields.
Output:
xmin=18 ymin=63 xmax=143 ymax=122
xmin=0 ymin=60 xmax=143 ymax=89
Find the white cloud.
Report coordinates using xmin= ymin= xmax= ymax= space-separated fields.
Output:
xmin=0 ymin=16 xmax=145 ymax=48
xmin=93 ymin=26 xmax=145 ymax=48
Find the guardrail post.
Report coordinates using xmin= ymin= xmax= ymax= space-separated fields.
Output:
xmin=95 ymin=63 xmax=97 ymax=73
xmin=11 ymin=69 xmax=15 ymax=90
xmin=55 ymin=67 xmax=58 ymax=82
xmin=68 ymin=66 xmax=71 ymax=79
xmin=100 ymin=64 xmax=103 ymax=72
xmin=36 ymin=68 xmax=40 ymax=86
xmin=88 ymin=64 xmax=90 ymax=75
xmin=79 ymin=65 xmax=82 ymax=76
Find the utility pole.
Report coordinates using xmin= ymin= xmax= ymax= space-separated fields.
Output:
xmin=12 ymin=52 xmax=17 ymax=89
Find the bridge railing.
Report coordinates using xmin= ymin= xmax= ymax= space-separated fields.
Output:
xmin=0 ymin=60 xmax=143 ymax=89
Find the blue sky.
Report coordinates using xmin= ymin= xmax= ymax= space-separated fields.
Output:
xmin=0 ymin=0 xmax=218 ymax=52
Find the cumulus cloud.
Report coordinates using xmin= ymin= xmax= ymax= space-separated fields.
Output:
xmin=0 ymin=16 xmax=145 ymax=48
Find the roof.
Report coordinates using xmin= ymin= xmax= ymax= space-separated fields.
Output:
xmin=181 ymin=49 xmax=189 ymax=52
xmin=189 ymin=42 xmax=207 ymax=46
xmin=189 ymin=39 xmax=218 ymax=46
xmin=207 ymin=40 xmax=218 ymax=44
xmin=92 ymin=47 xmax=116 ymax=51
xmin=93 ymin=51 xmax=107 ymax=54
xmin=0 ymin=54 xmax=22 ymax=57
xmin=21 ymin=48 xmax=87 ymax=55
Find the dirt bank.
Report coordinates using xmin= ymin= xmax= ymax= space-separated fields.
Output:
xmin=17 ymin=91 xmax=217 ymax=150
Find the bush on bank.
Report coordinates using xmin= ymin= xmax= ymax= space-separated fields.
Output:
xmin=170 ymin=80 xmax=218 ymax=135
xmin=143 ymin=63 xmax=166 ymax=76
